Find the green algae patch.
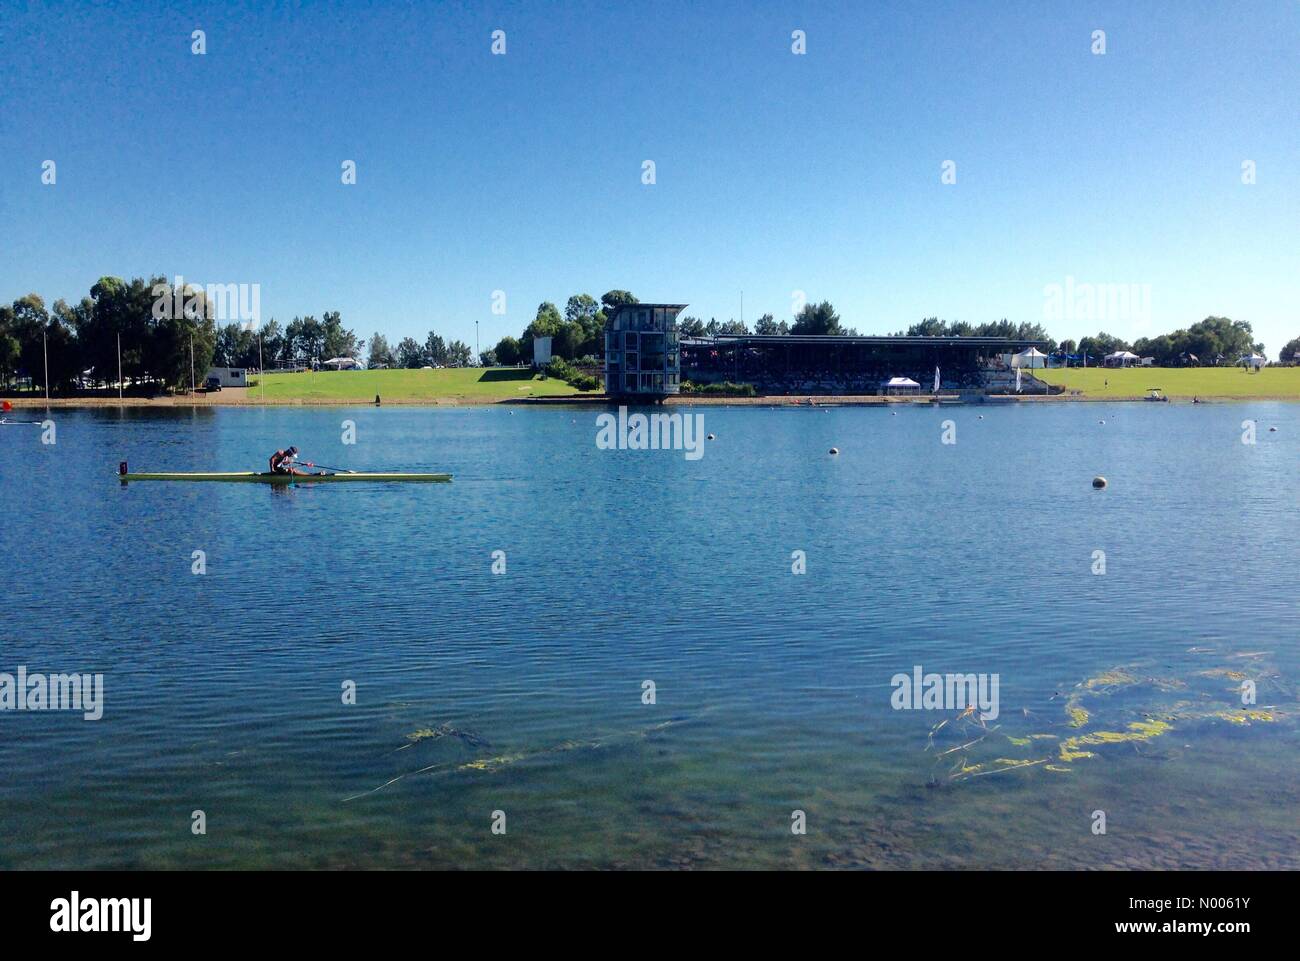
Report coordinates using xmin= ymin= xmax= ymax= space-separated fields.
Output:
xmin=1065 ymin=698 xmax=1090 ymax=728
xmin=1208 ymin=709 xmax=1275 ymax=724
xmin=925 ymin=652 xmax=1291 ymax=786
xmin=1058 ymin=744 xmax=1096 ymax=762
xmin=459 ymin=752 xmax=528 ymax=772
xmin=1064 ymin=719 xmax=1174 ymax=751
xmin=400 ymin=722 xmax=489 ymax=750
xmin=1084 ymin=669 xmax=1139 ymax=690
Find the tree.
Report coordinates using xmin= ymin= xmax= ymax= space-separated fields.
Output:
xmin=0 ymin=304 xmax=19 ymax=386
xmin=321 ymin=311 xmax=359 ymax=359
xmin=1077 ymin=332 xmax=1131 ymax=359
xmin=905 ymin=317 xmax=948 ymax=337
xmin=678 ymin=316 xmax=706 ymax=337
xmin=520 ymin=302 xmax=563 ymax=362
xmin=284 ymin=316 xmax=324 ymax=364
xmin=791 ymin=300 xmax=843 ymax=335
xmin=754 ymin=313 xmax=789 ymax=335
xmin=258 ymin=319 xmax=284 ymax=370
xmin=494 ymin=335 xmax=522 ymax=365
xmin=1280 ymin=336 xmax=1300 ymax=364
xmin=446 ymin=340 xmax=472 ymax=366
xmin=214 ymin=322 xmax=260 ymax=367
xmin=396 ymin=337 xmax=424 ymax=368
xmin=479 ymin=349 xmax=498 ymax=367
xmin=366 ymin=333 xmax=394 ymax=368
xmin=78 ymin=277 xmax=129 ymax=387
xmin=424 ymin=332 xmax=447 ymax=366
xmin=10 ymin=294 xmax=50 ymax=385
xmin=577 ymin=309 xmax=606 ymax=356
xmin=600 ymin=290 xmax=638 ymax=311
xmin=44 ymin=300 xmax=83 ymax=391
xmin=564 ymin=294 xmax=599 ymax=323
xmin=553 ymin=320 xmax=586 ymax=359
xmin=152 ymin=302 xmax=217 ymax=391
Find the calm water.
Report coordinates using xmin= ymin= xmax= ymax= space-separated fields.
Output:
xmin=1 ymin=402 xmax=1296 ymax=869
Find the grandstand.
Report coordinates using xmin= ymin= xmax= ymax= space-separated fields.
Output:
xmin=679 ymin=334 xmax=1054 ymax=395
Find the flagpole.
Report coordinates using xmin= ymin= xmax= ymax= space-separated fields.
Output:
xmin=43 ymin=329 xmax=49 ymax=401
xmin=117 ymin=333 xmax=123 ymax=400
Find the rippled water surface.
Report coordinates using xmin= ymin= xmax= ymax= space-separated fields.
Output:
xmin=1 ymin=402 xmax=1296 ymax=869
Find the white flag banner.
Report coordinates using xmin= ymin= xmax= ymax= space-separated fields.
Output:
xmin=1015 ymin=367 xmax=1022 ymax=393
xmin=934 ymin=366 xmax=940 ymax=392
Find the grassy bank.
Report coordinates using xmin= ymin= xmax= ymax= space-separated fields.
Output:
xmin=1035 ymin=366 xmax=1300 ymax=399
xmin=251 ymin=367 xmax=591 ymax=402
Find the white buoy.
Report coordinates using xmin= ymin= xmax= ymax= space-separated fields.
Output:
xmin=1092 ymin=476 xmax=1108 ymax=489
xmin=707 ymin=433 xmax=715 ymax=440
xmin=829 ymin=447 xmax=839 ymax=455
xmin=1269 ymin=426 xmax=1278 ymax=432
xmin=1099 ymin=420 xmax=1105 ymax=425
xmin=977 ymin=415 xmax=984 ymax=420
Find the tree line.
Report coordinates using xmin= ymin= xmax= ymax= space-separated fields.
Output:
xmin=0 ymin=275 xmax=474 ymax=393
xmin=1062 ymin=317 xmax=1267 ymax=366
xmin=483 ymin=290 xmax=637 ymax=367
xmin=0 ymin=277 xmax=218 ymax=393
xmin=485 ymin=296 xmax=870 ymax=365
xmin=4 ymin=276 xmax=1295 ymax=395
xmin=212 ymin=312 xmax=360 ymax=369
xmin=886 ymin=316 xmax=1275 ymax=366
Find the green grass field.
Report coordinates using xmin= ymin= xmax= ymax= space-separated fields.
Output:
xmin=240 ymin=364 xmax=1300 ymax=403
xmin=1034 ymin=366 xmax=1300 ymax=399
xmin=249 ymin=367 xmax=591 ymax=402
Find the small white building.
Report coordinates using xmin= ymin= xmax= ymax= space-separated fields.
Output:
xmin=205 ymin=367 xmax=248 ymax=387
xmin=533 ymin=336 xmax=553 ymax=368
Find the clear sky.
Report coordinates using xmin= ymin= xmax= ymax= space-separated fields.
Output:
xmin=2 ymin=1 xmax=1296 ymax=354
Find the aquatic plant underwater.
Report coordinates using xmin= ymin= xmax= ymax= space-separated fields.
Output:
xmin=344 ymin=716 xmax=694 ymax=802
xmin=927 ymin=647 xmax=1290 ymax=784
xmin=344 ymin=645 xmax=1292 ymax=806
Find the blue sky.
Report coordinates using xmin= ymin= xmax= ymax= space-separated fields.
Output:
xmin=2 ymin=1 xmax=1296 ymax=354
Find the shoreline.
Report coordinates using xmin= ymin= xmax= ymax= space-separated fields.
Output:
xmin=5 ymin=391 xmax=1299 ymax=409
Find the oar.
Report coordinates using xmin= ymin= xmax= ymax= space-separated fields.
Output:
xmin=298 ymin=460 xmax=356 ymax=474
xmin=1 ymin=403 xmax=45 ymax=425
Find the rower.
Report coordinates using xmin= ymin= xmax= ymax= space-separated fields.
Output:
xmin=269 ymin=446 xmax=305 ymax=475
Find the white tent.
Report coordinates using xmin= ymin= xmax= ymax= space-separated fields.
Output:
xmin=1011 ymin=347 xmax=1047 ymax=369
xmin=881 ymin=376 xmax=920 ymax=395
xmin=321 ymin=357 xmax=359 ymax=370
xmin=1104 ymin=350 xmax=1140 ymax=367
xmin=1238 ymin=353 xmax=1266 ymax=370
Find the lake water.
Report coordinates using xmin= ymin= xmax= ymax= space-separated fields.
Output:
xmin=1 ymin=402 xmax=1296 ymax=869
